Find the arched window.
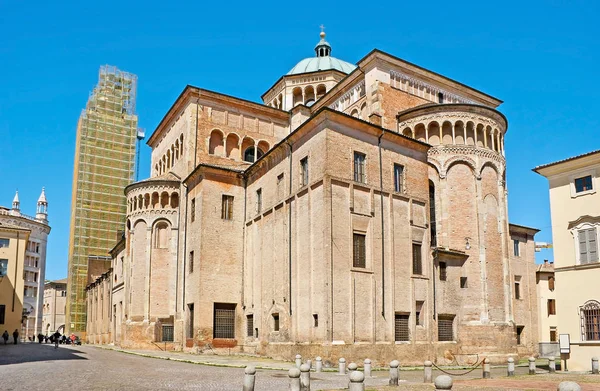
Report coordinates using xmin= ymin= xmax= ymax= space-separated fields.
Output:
xmin=209 ymin=130 xmax=224 ymax=155
xmin=243 ymin=147 xmax=264 ymax=163
xmin=154 ymin=222 xmax=170 ymax=249
xmin=581 ymin=300 xmax=600 ymax=341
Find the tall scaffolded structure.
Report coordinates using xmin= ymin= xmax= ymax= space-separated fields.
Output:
xmin=66 ymin=65 xmax=139 ymax=334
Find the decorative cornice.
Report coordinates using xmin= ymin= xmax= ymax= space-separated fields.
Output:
xmin=329 ymin=80 xmax=366 ymax=111
xmin=390 ymin=70 xmax=477 ymax=105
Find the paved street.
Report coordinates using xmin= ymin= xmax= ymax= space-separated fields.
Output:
xmin=2 ymin=343 xmax=596 ymax=390
xmin=0 ymin=343 xmax=395 ymax=390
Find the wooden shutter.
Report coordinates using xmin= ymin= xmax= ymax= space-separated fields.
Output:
xmin=579 ymin=230 xmax=588 ymax=263
xmin=588 ymin=228 xmax=598 ymax=262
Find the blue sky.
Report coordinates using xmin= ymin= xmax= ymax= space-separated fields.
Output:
xmin=1 ymin=1 xmax=596 ymax=280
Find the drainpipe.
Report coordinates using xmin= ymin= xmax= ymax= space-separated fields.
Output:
xmin=286 ymin=141 xmax=293 ymax=316
xmin=378 ymin=130 xmax=385 ymax=318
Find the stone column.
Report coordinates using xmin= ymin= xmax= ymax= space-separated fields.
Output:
xmin=315 ymin=357 xmax=322 ymax=373
xmin=424 ymin=360 xmax=433 ymax=383
xmin=364 ymin=359 xmax=372 ymax=378
xmin=338 ymin=358 xmax=346 ymax=375
xmin=348 ymin=363 xmax=358 ymax=373
xmin=349 ymin=371 xmax=365 ymax=391
xmin=452 ymin=123 xmax=456 ymax=145
xmin=592 ymin=357 xmax=599 ymax=374
xmin=482 ymin=359 xmax=491 ymax=379
xmin=295 ymin=354 xmax=302 ymax=369
xmin=528 ymin=357 xmax=536 ymax=375
xmin=300 ymin=364 xmax=310 ymax=391
xmin=289 ymin=368 xmax=301 ymax=391
xmin=243 ymin=366 xmax=255 ymax=391
xmin=558 ymin=381 xmax=581 ymax=391
xmin=434 ymin=375 xmax=453 ymax=390
xmin=389 ymin=360 xmax=399 ymax=386
xmin=549 ymin=356 xmax=556 ymax=373
xmin=507 ymin=357 xmax=515 ymax=377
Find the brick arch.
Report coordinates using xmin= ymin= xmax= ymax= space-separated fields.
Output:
xmin=479 ymin=160 xmax=503 ymax=180
xmin=444 ymin=156 xmax=478 ymax=178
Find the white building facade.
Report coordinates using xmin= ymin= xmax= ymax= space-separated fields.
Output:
xmin=0 ymin=189 xmax=51 ymax=339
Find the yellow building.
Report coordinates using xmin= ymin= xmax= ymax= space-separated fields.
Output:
xmin=534 ymin=150 xmax=600 ymax=371
xmin=0 ymin=223 xmax=31 ymax=340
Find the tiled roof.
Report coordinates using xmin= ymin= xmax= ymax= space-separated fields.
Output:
xmin=533 ymin=149 xmax=600 ymax=171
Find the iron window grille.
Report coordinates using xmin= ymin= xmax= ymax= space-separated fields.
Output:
xmin=353 ymin=233 xmax=366 ymax=268
xmin=437 ymin=315 xmax=454 ymax=341
xmin=394 ymin=314 xmax=410 ymax=342
xmin=412 ymin=243 xmax=422 ymax=275
xmin=246 ymin=315 xmax=254 ymax=337
xmin=581 ymin=300 xmax=600 ymax=341
xmin=353 ymin=152 xmax=366 ymax=183
xmin=162 ymin=325 xmax=174 ymax=342
xmin=190 ymin=198 xmax=196 ymax=222
xmin=221 ymin=195 xmax=234 ymax=220
xmin=213 ymin=303 xmax=236 ymax=339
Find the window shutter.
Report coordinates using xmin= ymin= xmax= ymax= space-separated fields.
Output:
xmin=579 ymin=231 xmax=589 ymax=263
xmin=588 ymin=228 xmax=598 ymax=262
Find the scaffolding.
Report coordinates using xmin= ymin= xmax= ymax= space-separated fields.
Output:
xmin=66 ymin=65 xmax=140 ymax=334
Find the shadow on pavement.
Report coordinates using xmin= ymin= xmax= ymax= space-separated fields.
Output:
xmin=0 ymin=342 xmax=87 ymax=366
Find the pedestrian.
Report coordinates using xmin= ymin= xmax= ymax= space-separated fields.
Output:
xmin=53 ymin=331 xmax=61 ymax=349
xmin=12 ymin=329 xmax=19 ymax=344
xmin=37 ymin=333 xmax=44 ymax=343
xmin=2 ymin=330 xmax=8 ymax=344
xmin=70 ymin=334 xmax=76 ymax=344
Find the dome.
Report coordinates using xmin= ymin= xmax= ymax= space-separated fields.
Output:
xmin=288 ymin=56 xmax=356 ymax=75
xmin=287 ymin=31 xmax=356 ymax=76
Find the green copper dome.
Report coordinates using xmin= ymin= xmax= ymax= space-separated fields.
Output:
xmin=287 ymin=32 xmax=356 ymax=76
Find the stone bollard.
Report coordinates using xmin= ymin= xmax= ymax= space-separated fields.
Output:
xmin=364 ymin=359 xmax=372 ymax=378
xmin=315 ymin=357 xmax=322 ymax=373
xmin=348 ymin=362 xmax=358 ymax=373
xmin=289 ymin=367 xmax=301 ymax=391
xmin=338 ymin=358 xmax=346 ymax=375
xmin=243 ymin=366 xmax=256 ymax=391
xmin=300 ymin=364 xmax=311 ymax=391
xmin=349 ymin=370 xmax=365 ymax=391
xmin=549 ymin=356 xmax=556 ymax=373
xmin=592 ymin=357 xmax=599 ymax=374
xmin=424 ymin=360 xmax=433 ymax=383
xmin=529 ymin=357 xmax=536 ymax=375
xmin=306 ymin=359 xmax=312 ymax=371
xmin=482 ymin=358 xmax=491 ymax=379
xmin=434 ymin=375 xmax=453 ymax=390
xmin=295 ymin=354 xmax=302 ymax=369
xmin=557 ymin=381 xmax=582 ymax=391
xmin=507 ymin=357 xmax=515 ymax=377
xmin=389 ymin=360 xmax=399 ymax=386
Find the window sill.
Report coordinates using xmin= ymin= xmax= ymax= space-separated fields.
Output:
xmin=351 ymin=267 xmax=373 ymax=274
xmin=394 ymin=341 xmax=411 ymax=344
xmin=411 ymin=274 xmax=428 ymax=280
xmin=572 ymin=189 xmax=596 ymax=198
